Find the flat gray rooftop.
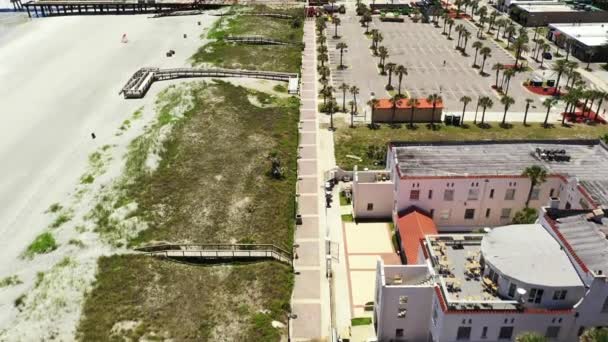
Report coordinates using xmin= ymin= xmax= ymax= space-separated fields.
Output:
xmin=393 ymin=140 xmax=608 ymax=205
xmin=554 ymin=214 xmax=608 ymax=276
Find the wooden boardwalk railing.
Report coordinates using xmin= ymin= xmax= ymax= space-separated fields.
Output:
xmin=120 ymin=67 xmax=299 ymax=98
xmin=243 ymin=12 xmax=293 ymax=19
xmin=225 ymin=35 xmax=291 ymax=46
xmin=135 ymin=243 xmax=293 ymax=265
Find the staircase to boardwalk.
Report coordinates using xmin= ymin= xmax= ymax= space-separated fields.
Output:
xmin=135 ymin=243 xmax=293 ymax=265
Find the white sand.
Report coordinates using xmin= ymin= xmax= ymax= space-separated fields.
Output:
xmin=0 ymin=13 xmax=220 ymax=339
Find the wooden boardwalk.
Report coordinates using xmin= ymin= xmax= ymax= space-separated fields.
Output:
xmin=225 ymin=35 xmax=292 ymax=46
xmin=120 ymin=67 xmax=300 ymax=98
xmin=136 ymin=243 xmax=293 ymax=265
xmin=22 ymin=0 xmax=228 ymax=18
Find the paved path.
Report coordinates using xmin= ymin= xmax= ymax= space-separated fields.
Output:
xmin=291 ymin=19 xmax=331 ymax=342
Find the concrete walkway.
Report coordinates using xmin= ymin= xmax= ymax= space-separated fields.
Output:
xmin=291 ymin=19 xmax=331 ymax=341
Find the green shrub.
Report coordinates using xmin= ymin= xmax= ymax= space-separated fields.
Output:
xmin=23 ymin=232 xmax=58 ymax=258
xmin=351 ymin=317 xmax=372 ymax=326
xmin=341 ymin=214 xmax=354 ymax=222
xmin=0 ymin=275 xmax=22 ymax=288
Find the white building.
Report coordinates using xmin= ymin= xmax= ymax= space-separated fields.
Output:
xmin=548 ymin=23 xmax=608 ymax=62
xmin=353 ymin=140 xmax=608 ymax=230
xmin=373 ymin=207 xmax=608 ymax=341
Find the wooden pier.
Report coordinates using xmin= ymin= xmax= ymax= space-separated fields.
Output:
xmin=135 ymin=243 xmax=293 ymax=265
xmin=120 ymin=67 xmax=300 ymax=98
xmin=22 ymin=0 xmax=228 ymax=18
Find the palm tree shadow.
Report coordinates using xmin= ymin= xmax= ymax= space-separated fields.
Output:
xmin=477 ymin=123 xmax=492 ymax=129
xmin=406 ymin=124 xmax=419 ymax=130
xmin=499 ymin=123 xmax=513 ymax=129
xmin=542 ymin=123 xmax=555 ymax=129
xmin=425 ymin=124 xmax=442 ymax=131
xmin=390 ymin=123 xmax=402 ymax=129
xmin=460 ymin=123 xmax=471 ymax=129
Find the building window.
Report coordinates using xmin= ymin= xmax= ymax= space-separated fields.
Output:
xmin=457 ymin=327 xmax=472 ymax=340
xmin=602 ymin=297 xmax=608 ymax=313
xmin=500 ymin=208 xmax=512 ymax=220
xmin=410 ymin=190 xmax=420 ymax=200
xmin=430 ymin=209 xmax=435 ymax=218
xmin=546 ymin=326 xmax=560 ymax=339
xmin=550 ymin=188 xmax=555 ymax=197
xmin=396 ymin=329 xmax=404 ymax=337
xmin=530 ymin=188 xmax=540 ymax=201
xmin=468 ymin=189 xmax=479 ymax=200
xmin=481 ymin=327 xmax=488 ymax=339
xmin=399 ymin=296 xmax=408 ymax=304
xmin=440 ymin=209 xmax=451 ymax=221
xmin=498 ymin=327 xmax=514 ymax=340
xmin=508 ymin=283 xmax=516 ymax=298
xmin=398 ymin=308 xmax=407 ymax=318
xmin=444 ymin=189 xmax=455 ymax=201
xmin=553 ymin=290 xmax=567 ymax=300
xmin=432 ymin=304 xmax=438 ymax=326
xmin=565 ymin=201 xmax=571 ymax=209
xmin=428 ymin=189 xmax=433 ymax=199
xmin=485 ymin=208 xmax=491 ymax=218
xmin=505 ymin=189 xmax=516 ymax=200
xmin=367 ymin=203 xmax=373 ymax=211
xmin=489 ymin=189 xmax=495 ymax=199
xmin=464 ymin=209 xmax=475 ymax=220
xmin=580 ymin=198 xmax=589 ymax=209
xmin=528 ymin=288 xmax=544 ymax=304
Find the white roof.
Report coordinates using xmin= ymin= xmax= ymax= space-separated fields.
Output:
xmin=550 ymin=23 xmax=608 ymax=47
xmin=518 ymin=3 xmax=577 ymax=12
xmin=481 ymin=224 xmax=583 ymax=288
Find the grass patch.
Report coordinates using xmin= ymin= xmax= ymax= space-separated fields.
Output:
xmin=68 ymin=239 xmax=86 ymax=248
xmin=50 ymin=212 xmax=72 ymax=229
xmin=23 ymin=232 xmax=58 ymax=258
xmin=273 ymin=84 xmax=287 ymax=93
xmin=191 ymin=6 xmax=304 ymax=73
xmin=339 ymin=191 xmax=350 ymax=206
xmin=35 ymin=272 xmax=45 ymax=288
xmin=80 ymin=174 xmax=95 ymax=184
xmin=46 ymin=203 xmax=62 ymax=214
xmin=341 ymin=214 xmax=354 ymax=222
xmin=351 ymin=317 xmax=372 ymax=326
xmin=335 ymin=122 xmax=608 ymax=170
xmin=77 ymin=255 xmax=293 ymax=341
xmin=0 ymin=275 xmax=22 ymax=288
xmin=127 ymin=81 xmax=299 ymax=249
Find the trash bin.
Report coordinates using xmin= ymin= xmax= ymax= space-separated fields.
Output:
xmin=452 ymin=115 xmax=461 ymax=126
xmin=444 ymin=114 xmax=453 ymax=125
xmin=547 ymin=80 xmax=555 ymax=87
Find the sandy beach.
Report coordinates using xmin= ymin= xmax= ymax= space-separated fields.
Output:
xmin=0 ymin=12 xmax=219 ymax=339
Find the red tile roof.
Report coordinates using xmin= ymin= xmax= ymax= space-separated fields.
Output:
xmin=375 ymin=98 xmax=444 ymax=110
xmin=397 ymin=210 xmax=438 ymax=264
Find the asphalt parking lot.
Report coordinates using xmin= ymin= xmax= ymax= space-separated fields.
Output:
xmin=328 ymin=11 xmax=546 ymax=115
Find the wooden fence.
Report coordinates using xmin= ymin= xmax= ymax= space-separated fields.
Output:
xmin=225 ymin=35 xmax=291 ymax=45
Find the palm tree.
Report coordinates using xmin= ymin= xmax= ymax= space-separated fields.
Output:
xmin=408 ymin=98 xmax=420 ymax=128
xmin=580 ymin=327 xmax=608 ymax=342
xmin=328 ymin=100 xmax=337 ymax=130
xmin=339 ymin=83 xmax=350 ymax=112
xmin=492 ymin=62 xmax=504 ymax=88
xmin=539 ymin=42 xmax=550 ymax=68
xmin=474 ymin=96 xmax=481 ymax=124
xmin=350 ymin=86 xmax=360 ymax=113
xmin=504 ymin=24 xmax=516 ymax=48
xmin=472 ymin=41 xmax=483 ymax=67
xmin=500 ymin=95 xmax=515 ymax=125
xmin=367 ymin=98 xmax=379 ymax=121
xmin=515 ymin=332 xmax=547 ymax=342
xmin=317 ymin=52 xmax=328 ymax=68
xmin=502 ymin=68 xmax=516 ymax=95
xmin=336 ymin=42 xmax=348 ymax=69
xmin=479 ymin=96 xmax=493 ymax=125
xmin=318 ymin=66 xmax=330 ymax=81
xmin=461 ymin=30 xmax=471 ymax=55
xmin=479 ymin=46 xmax=492 ymax=75
xmin=385 ymin=62 xmax=396 ymax=90
xmin=447 ymin=18 xmax=455 ymax=39
xmin=442 ymin=12 xmax=449 ymax=34
xmin=477 ymin=17 xmax=486 ymax=39
xmin=522 ymin=166 xmax=547 ymax=207
xmin=348 ymin=100 xmax=355 ymax=128
xmin=389 ymin=94 xmax=403 ymax=123
xmin=372 ymin=30 xmax=383 ymax=53
xmin=512 ymin=36 xmax=529 ymax=68
xmin=552 ymin=59 xmax=569 ymax=96
xmin=523 ymin=98 xmax=533 ymax=126
xmin=460 ymin=96 xmax=472 ymax=123
xmin=378 ymin=46 xmax=389 ymax=73
xmin=395 ymin=65 xmax=408 ymax=95
xmin=595 ymin=91 xmax=608 ymax=122
xmin=427 ymin=94 xmax=442 ymax=129
xmin=321 ymin=85 xmax=334 ymax=106
xmin=487 ymin=11 xmax=497 ymax=32
xmin=494 ymin=18 xmax=505 ymax=40
xmin=542 ymin=97 xmax=557 ymax=127
xmin=332 ymin=17 xmax=341 ymax=38
xmin=362 ymin=12 xmax=372 ymax=33
xmin=455 ymin=24 xmax=466 ymax=48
